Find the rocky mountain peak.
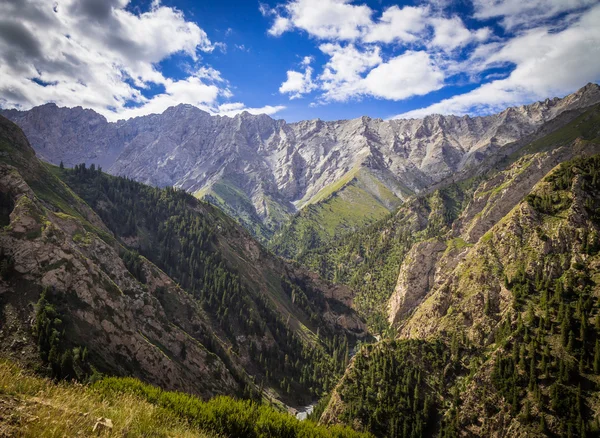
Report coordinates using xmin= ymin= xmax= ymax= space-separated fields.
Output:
xmin=2 ymin=84 xmax=599 ymax=240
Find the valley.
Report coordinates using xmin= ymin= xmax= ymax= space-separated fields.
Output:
xmin=1 ymin=84 xmax=600 ymax=437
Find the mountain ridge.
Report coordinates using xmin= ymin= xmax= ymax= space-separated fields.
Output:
xmin=316 ymin=103 xmax=600 ymax=438
xmin=3 ymin=83 xmax=599 ymax=241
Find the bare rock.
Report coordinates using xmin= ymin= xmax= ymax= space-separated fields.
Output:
xmin=388 ymin=239 xmax=447 ymax=326
xmin=92 ymin=417 xmax=113 ymax=433
xmin=3 ymin=85 xmax=599 ymax=234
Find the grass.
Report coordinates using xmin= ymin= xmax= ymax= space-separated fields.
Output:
xmin=316 ymin=185 xmax=391 ymax=235
xmin=0 ymin=360 xmax=213 ymax=437
xmin=304 ymin=167 xmax=361 ymax=206
xmin=445 ymin=237 xmax=472 ymax=255
xmin=0 ymin=360 xmax=371 ymax=438
xmin=276 ymin=169 xmax=398 ymax=254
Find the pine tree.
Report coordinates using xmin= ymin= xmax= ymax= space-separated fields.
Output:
xmin=529 ymin=357 xmax=536 ymax=390
xmin=567 ymin=331 xmax=576 ymax=353
xmin=594 ymin=340 xmax=600 ymax=374
xmin=562 ymin=307 xmax=571 ymax=347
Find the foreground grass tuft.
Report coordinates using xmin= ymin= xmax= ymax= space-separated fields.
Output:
xmin=0 ymin=360 xmax=370 ymax=437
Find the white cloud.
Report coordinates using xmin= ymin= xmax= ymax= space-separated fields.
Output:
xmin=473 ymin=0 xmax=598 ymax=30
xmin=266 ymin=0 xmax=373 ymax=40
xmin=268 ymin=15 xmax=293 ymax=36
xmin=278 ymin=55 xmax=319 ymax=99
xmin=363 ymin=51 xmax=444 ymax=100
xmin=265 ymin=1 xmax=490 ymax=49
xmin=311 ymin=46 xmax=444 ymax=103
xmin=429 ymin=16 xmax=491 ymax=51
xmin=363 ymin=5 xmax=429 ymax=44
xmin=216 ymin=103 xmax=286 ymax=117
xmin=279 ymin=67 xmax=317 ymax=99
xmin=268 ymin=1 xmax=495 ymax=104
xmin=111 ymin=76 xmax=220 ymax=120
xmin=266 ymin=0 xmax=598 ymax=115
xmin=0 ymin=0 xmax=280 ymax=121
xmin=395 ymin=4 xmax=600 ymax=119
xmin=318 ymin=43 xmax=382 ymax=101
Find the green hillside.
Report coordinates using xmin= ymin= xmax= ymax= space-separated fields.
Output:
xmin=322 ymin=153 xmax=600 ymax=437
xmin=270 ymin=167 xmax=404 ymax=261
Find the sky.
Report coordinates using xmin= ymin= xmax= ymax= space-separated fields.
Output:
xmin=1 ymin=0 xmax=600 ymax=122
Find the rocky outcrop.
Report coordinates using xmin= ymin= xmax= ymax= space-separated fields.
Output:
xmin=399 ymin=138 xmax=600 ymax=344
xmin=456 ymin=137 xmax=600 ymax=243
xmin=3 ymin=84 xmax=600 ymax=238
xmin=0 ymin=162 xmax=239 ymax=397
xmin=387 ymin=239 xmax=446 ymax=325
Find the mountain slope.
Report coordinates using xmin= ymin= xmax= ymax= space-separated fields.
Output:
xmin=319 ymin=110 xmax=600 ymax=436
xmin=269 ymin=167 xmax=405 ymax=259
xmin=0 ymin=114 xmax=368 ymax=409
xmin=3 ymin=84 xmax=599 ymax=242
xmin=288 ymin=103 xmax=600 ymax=334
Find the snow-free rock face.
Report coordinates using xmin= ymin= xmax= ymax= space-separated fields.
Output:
xmin=387 ymin=239 xmax=446 ymax=326
xmin=0 ymin=161 xmax=240 ymax=398
xmin=3 ymin=84 xmax=600 ymax=238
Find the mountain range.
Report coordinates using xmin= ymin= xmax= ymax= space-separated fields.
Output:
xmin=3 ymin=83 xmax=600 ymax=241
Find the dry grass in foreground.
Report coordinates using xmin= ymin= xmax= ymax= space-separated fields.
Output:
xmin=0 ymin=360 xmax=371 ymax=438
xmin=0 ymin=360 xmax=213 ymax=437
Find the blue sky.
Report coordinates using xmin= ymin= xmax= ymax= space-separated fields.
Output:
xmin=1 ymin=0 xmax=599 ymax=122
xmin=154 ymin=0 xmax=492 ymax=121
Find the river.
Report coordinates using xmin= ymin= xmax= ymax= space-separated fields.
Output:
xmin=295 ymin=403 xmax=316 ymax=421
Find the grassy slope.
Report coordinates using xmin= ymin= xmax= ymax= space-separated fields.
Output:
xmin=0 ymin=360 xmax=370 ymax=438
xmin=269 ymin=168 xmax=403 ymax=260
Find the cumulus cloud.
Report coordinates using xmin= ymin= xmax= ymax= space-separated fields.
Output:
xmin=363 ymin=51 xmax=444 ymax=100
xmin=318 ymin=43 xmax=382 ymax=101
xmin=269 ymin=0 xmax=599 ymax=116
xmin=314 ymin=47 xmax=444 ymax=103
xmin=0 ymin=0 xmax=284 ymax=120
xmin=395 ymin=4 xmax=600 ymax=119
xmin=363 ymin=5 xmax=429 ymax=44
xmin=271 ymin=2 xmax=491 ymax=103
xmin=429 ymin=17 xmax=491 ymax=52
xmin=216 ymin=102 xmax=287 ymax=117
xmin=265 ymin=0 xmax=372 ymax=40
xmin=279 ymin=57 xmax=317 ymax=99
